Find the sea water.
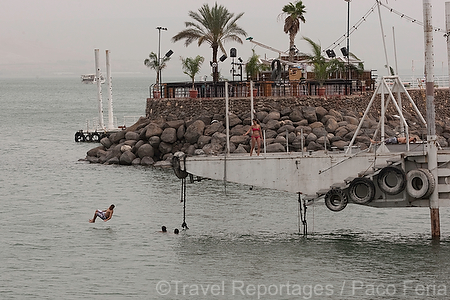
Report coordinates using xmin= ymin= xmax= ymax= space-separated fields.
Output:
xmin=1 ymin=77 xmax=450 ymax=299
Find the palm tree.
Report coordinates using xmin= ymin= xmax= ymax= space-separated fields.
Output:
xmin=245 ymin=49 xmax=268 ymax=81
xmin=279 ymin=1 xmax=306 ymax=62
xmin=172 ymin=2 xmax=247 ymax=83
xmin=180 ymin=55 xmax=205 ymax=89
xmin=144 ymin=52 xmax=171 ymax=87
xmin=300 ymin=37 xmax=341 ymax=87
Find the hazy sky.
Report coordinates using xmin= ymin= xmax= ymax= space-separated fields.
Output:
xmin=0 ymin=0 xmax=448 ymax=81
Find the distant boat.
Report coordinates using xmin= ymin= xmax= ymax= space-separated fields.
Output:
xmin=81 ymin=74 xmax=105 ymax=84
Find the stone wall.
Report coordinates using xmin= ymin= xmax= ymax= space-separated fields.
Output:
xmin=146 ymin=89 xmax=449 ymax=126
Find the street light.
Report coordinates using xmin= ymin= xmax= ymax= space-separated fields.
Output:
xmin=344 ymin=0 xmax=351 ymax=94
xmin=156 ymin=26 xmax=167 ymax=94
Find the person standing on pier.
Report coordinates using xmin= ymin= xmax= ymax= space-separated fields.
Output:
xmin=244 ymin=119 xmax=262 ymax=156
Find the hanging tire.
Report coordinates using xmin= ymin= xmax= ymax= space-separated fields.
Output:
xmin=85 ymin=133 xmax=93 ymax=142
xmin=406 ymin=168 xmax=435 ymax=199
xmin=348 ymin=177 xmax=376 ymax=204
xmin=91 ymin=132 xmax=101 ymax=142
xmin=75 ymin=132 xmax=85 ymax=142
xmin=324 ymin=189 xmax=348 ymax=212
xmin=271 ymin=59 xmax=282 ymax=80
xmin=172 ymin=154 xmax=188 ymax=179
xmin=377 ymin=166 xmax=406 ymax=195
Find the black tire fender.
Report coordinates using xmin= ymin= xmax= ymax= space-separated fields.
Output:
xmin=75 ymin=132 xmax=85 ymax=142
xmin=271 ymin=59 xmax=282 ymax=80
xmin=406 ymin=168 xmax=435 ymax=199
xmin=377 ymin=166 xmax=406 ymax=195
xmin=324 ymin=188 xmax=348 ymax=212
xmin=91 ymin=132 xmax=101 ymax=142
xmin=85 ymin=133 xmax=93 ymax=142
xmin=348 ymin=177 xmax=376 ymax=204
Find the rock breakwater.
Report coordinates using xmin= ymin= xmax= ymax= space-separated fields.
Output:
xmin=84 ymin=89 xmax=450 ymax=166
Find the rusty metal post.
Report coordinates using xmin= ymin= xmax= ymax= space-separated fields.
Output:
xmin=423 ymin=0 xmax=440 ymax=239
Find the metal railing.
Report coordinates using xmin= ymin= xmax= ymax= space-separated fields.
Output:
xmin=149 ymin=79 xmax=373 ymax=99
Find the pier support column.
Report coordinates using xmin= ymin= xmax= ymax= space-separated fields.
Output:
xmin=423 ymin=0 xmax=440 ymax=239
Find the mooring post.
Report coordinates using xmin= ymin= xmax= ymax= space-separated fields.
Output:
xmin=423 ymin=0 xmax=440 ymax=239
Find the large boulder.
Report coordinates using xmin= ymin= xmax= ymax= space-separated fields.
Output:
xmin=121 ymin=145 xmax=132 ymax=152
xmin=228 ymin=114 xmax=242 ymax=127
xmin=141 ymin=156 xmax=155 ymax=166
xmin=274 ymin=135 xmax=287 ymax=146
xmin=119 ymin=151 xmax=136 ymax=165
xmin=233 ymin=144 xmax=248 ymax=153
xmin=335 ymin=127 xmax=349 ymax=138
xmin=306 ymin=132 xmax=318 ymax=143
xmin=184 ymin=120 xmax=205 ymax=144
xmin=137 ymin=143 xmax=154 ymax=158
xmin=255 ymin=111 xmax=268 ymax=122
xmin=289 ymin=109 xmax=303 ymax=122
xmin=145 ymin=123 xmax=163 ymax=139
xmin=302 ymin=107 xmax=317 ymax=123
xmin=110 ymin=130 xmax=126 ymax=144
xmin=316 ymin=107 xmax=328 ymax=121
xmin=230 ymin=135 xmax=249 ymax=145
xmin=343 ymin=115 xmax=359 ymax=126
xmin=202 ymin=143 xmax=223 ymax=155
xmin=87 ymin=145 xmax=105 ymax=157
xmin=148 ymin=136 xmax=161 ymax=147
xmin=158 ymin=141 xmax=173 ymax=155
xmin=160 ymin=127 xmax=177 ymax=144
xmin=125 ymin=131 xmax=139 ymax=141
xmin=325 ymin=118 xmax=339 ymax=133
xmin=230 ymin=124 xmax=246 ymax=136
xmin=165 ymin=120 xmax=185 ymax=129
xmin=177 ymin=125 xmax=185 ymax=140
xmin=307 ymin=141 xmax=323 ymax=151
xmin=329 ymin=109 xmax=343 ymax=122
xmin=204 ymin=121 xmax=224 ymax=136
xmin=310 ymin=122 xmax=324 ymax=129
xmin=312 ymin=127 xmax=328 ymax=137
xmin=266 ymin=143 xmax=285 ymax=152
xmin=263 ymin=111 xmax=281 ymax=123
xmin=265 ymin=119 xmax=281 ymax=131
xmin=265 ymin=129 xmax=278 ymax=139
xmin=277 ymin=124 xmax=295 ymax=134
xmin=100 ymin=137 xmax=112 ymax=149
xmin=197 ymin=135 xmax=212 ymax=148
xmin=332 ymin=140 xmax=349 ymax=150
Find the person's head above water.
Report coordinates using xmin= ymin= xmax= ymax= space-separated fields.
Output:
xmin=161 ymin=226 xmax=167 ymax=232
xmin=174 ymin=228 xmax=179 ymax=234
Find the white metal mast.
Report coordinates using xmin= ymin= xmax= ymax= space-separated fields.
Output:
xmin=94 ymin=49 xmax=105 ymax=129
xmin=105 ymin=50 xmax=114 ymax=130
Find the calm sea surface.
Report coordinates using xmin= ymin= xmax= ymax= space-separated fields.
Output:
xmin=1 ymin=77 xmax=450 ymax=299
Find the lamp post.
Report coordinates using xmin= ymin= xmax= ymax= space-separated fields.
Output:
xmin=156 ymin=26 xmax=167 ymax=94
xmin=345 ymin=0 xmax=351 ymax=94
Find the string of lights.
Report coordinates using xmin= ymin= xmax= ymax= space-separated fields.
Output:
xmin=325 ymin=3 xmax=378 ymax=52
xmin=324 ymin=1 xmax=446 ymax=54
xmin=379 ymin=1 xmax=445 ymax=34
